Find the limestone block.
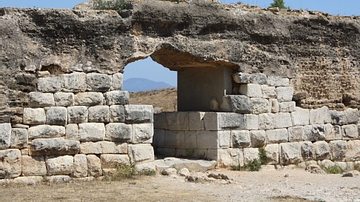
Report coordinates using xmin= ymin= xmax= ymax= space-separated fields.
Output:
xmin=0 ymin=149 xmax=21 ymax=178
xmin=0 ymin=123 xmax=11 ymax=150
xmin=250 ymin=98 xmax=270 ymax=114
xmin=267 ymin=76 xmax=289 ymax=87
xmin=125 ymin=105 xmax=153 ymax=124
xmin=165 ymin=112 xmax=190 ymax=131
xmin=218 ymin=130 xmax=231 ymax=148
xmin=261 ymin=85 xmax=276 ymax=99
xmin=72 ymin=154 xmax=88 ymax=178
xmin=265 ymin=144 xmax=279 ymax=164
xmin=46 ymin=155 xmax=73 ymax=175
xmin=74 ymin=92 xmax=103 ymax=106
xmin=217 ymin=148 xmax=244 ymax=167
xmin=46 ymin=107 xmax=67 ymax=125
xmin=86 ymin=73 xmax=112 ymax=92
xmin=132 ymin=123 xmax=153 ymax=144
xmin=11 ymin=128 xmax=28 ymax=148
xmin=303 ymin=125 xmax=325 ymax=142
xmin=104 ymin=91 xmax=129 ymax=105
xmin=291 ymin=107 xmax=310 ymax=126
xmin=49 ymin=175 xmax=71 ymax=183
xmin=111 ymin=73 xmax=123 ymax=90
xmin=68 ymin=106 xmax=88 ymax=124
xmin=13 ymin=176 xmax=43 ymax=185
xmin=21 ymin=156 xmax=46 ymax=176
xmin=38 ymin=76 xmax=62 ymax=92
xmin=189 ymin=112 xmax=205 ymax=131
xmin=88 ymin=106 xmax=110 ymax=123
xmin=105 ymin=123 xmax=131 ymax=142
xmin=164 ymin=130 xmax=184 ymax=148
xmin=258 ymin=113 xmax=275 ymax=130
xmin=30 ymin=138 xmax=79 ymax=156
xmin=313 ymin=141 xmax=331 ymax=160
xmin=196 ymin=131 xmax=218 ymax=149
xmin=309 ymin=106 xmax=331 ymax=125
xmin=23 ymin=108 xmax=46 ymax=125
xmin=80 ymin=141 xmax=127 ymax=154
xmin=135 ymin=161 xmax=156 ymax=174
xmin=280 ymin=142 xmax=301 ymax=165
xmin=216 ymin=113 xmax=244 ymax=130
xmin=100 ymin=154 xmax=130 ymax=169
xmin=342 ymin=124 xmax=358 ymax=140
xmin=345 ymin=140 xmax=360 ymax=161
xmin=233 ymin=73 xmax=267 ymax=84
xmin=79 ymin=123 xmax=105 ymax=142
xmin=270 ymin=99 xmax=279 ymax=113
xmin=329 ymin=140 xmax=347 ymax=161
xmin=266 ymin=129 xmax=288 ymax=143
xmin=279 ymin=101 xmax=296 ymax=112
xmin=244 ymin=114 xmax=259 ymax=130
xmin=250 ymin=130 xmax=266 ymax=147
xmin=28 ymin=125 xmax=65 ymax=139
xmin=66 ymin=124 xmax=79 ymax=140
xmin=63 ymin=72 xmax=87 ymax=92
xmin=330 ymin=110 xmax=346 ymax=126
xmin=274 ymin=113 xmax=292 ymax=129
xmin=128 ymin=144 xmax=154 ymax=163
xmin=344 ymin=108 xmax=359 ymax=124
xmin=109 ymin=105 xmax=125 ymax=123
xmin=220 ymin=95 xmax=251 ymax=114
xmin=86 ymin=155 xmax=102 ymax=177
xmin=54 ymin=92 xmax=74 ymax=107
xmin=300 ymin=141 xmax=313 ymax=160
xmin=183 ymin=131 xmax=197 ymax=149
xmin=231 ymin=130 xmax=251 ymax=148
xmin=275 ymin=87 xmax=293 ymax=102
xmin=239 ymin=84 xmax=262 ymax=98
xmin=29 ymin=92 xmax=55 ymax=107
xmin=288 ymin=126 xmax=305 ymax=142
xmin=154 ymin=113 xmax=167 ymax=130
xmin=243 ymin=148 xmax=259 ymax=164
xmin=324 ymin=124 xmax=342 ymax=141
xmin=153 ymin=130 xmax=165 ymax=148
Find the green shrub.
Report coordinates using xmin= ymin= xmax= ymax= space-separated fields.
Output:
xmin=104 ymin=163 xmax=136 ymax=181
xmin=92 ymin=0 xmax=126 ymax=14
xmin=321 ymin=165 xmax=345 ymax=174
xmin=268 ymin=0 xmax=289 ymax=9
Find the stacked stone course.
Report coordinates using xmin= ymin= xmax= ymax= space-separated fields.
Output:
xmin=0 ymin=71 xmax=155 ymax=182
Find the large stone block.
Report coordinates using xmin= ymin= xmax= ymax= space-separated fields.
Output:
xmin=104 ymin=91 xmax=129 ymax=105
xmin=231 ymin=130 xmax=251 ymax=148
xmin=196 ymin=131 xmax=218 ymax=149
xmin=189 ymin=112 xmax=205 ymax=131
xmin=164 ymin=130 xmax=184 ymax=148
xmin=183 ymin=131 xmax=197 ymax=149
xmin=266 ymin=129 xmax=288 ymax=143
xmin=274 ymin=113 xmax=292 ymax=129
xmin=217 ymin=148 xmax=244 ymax=167
xmin=279 ymin=101 xmax=296 ymax=112
xmin=74 ymin=92 xmax=104 ymax=106
xmin=109 ymin=105 xmax=125 ymax=123
xmin=67 ymin=106 xmax=88 ymax=124
xmin=125 ymin=105 xmax=153 ymax=124
xmin=243 ymin=114 xmax=258 ymax=130
xmin=63 ymin=72 xmax=87 ymax=92
xmin=265 ymin=144 xmax=279 ymax=164
xmin=28 ymin=125 xmax=65 ymax=139
xmin=250 ymin=130 xmax=266 ymax=147
xmin=250 ymin=98 xmax=269 ymax=114
xmin=342 ymin=124 xmax=358 ymax=140
xmin=153 ymin=129 xmax=165 ymax=148
xmin=300 ymin=141 xmax=313 ymax=160
xmin=87 ymin=155 xmax=102 ymax=177
xmin=345 ymin=140 xmax=360 ymax=161
xmin=288 ymin=126 xmax=305 ymax=142
xmin=65 ymin=124 xmax=79 ymax=140
xmin=267 ymin=76 xmax=289 ymax=87
xmin=218 ymin=130 xmax=231 ymax=148
xmin=21 ymin=156 xmax=47 ymax=176
xmin=280 ymin=142 xmax=301 ymax=165
xmin=46 ymin=155 xmax=74 ymax=175
xmin=165 ymin=112 xmax=190 ymax=131
xmin=258 ymin=113 xmax=275 ymax=130
xmin=309 ymin=106 xmax=331 ymax=125
xmin=243 ymin=148 xmax=259 ymax=164
xmin=128 ymin=144 xmax=154 ymax=163
xmin=0 ymin=149 xmax=21 ymax=179
xmin=275 ymin=87 xmax=294 ymax=102
xmin=105 ymin=123 xmax=131 ymax=142
xmin=132 ymin=123 xmax=153 ymax=144
xmin=100 ymin=154 xmax=130 ymax=169
xmin=38 ymin=76 xmax=62 ymax=92
xmin=233 ymin=73 xmax=267 ymax=84
xmin=330 ymin=110 xmax=346 ymax=126
xmin=86 ymin=73 xmax=112 ymax=92
xmin=220 ymin=95 xmax=251 ymax=113
xmin=30 ymin=138 xmax=79 ymax=156
xmin=313 ymin=141 xmax=331 ymax=160
xmin=72 ymin=154 xmax=88 ymax=178
xmin=304 ymin=125 xmax=325 ymax=141
xmin=88 ymin=106 xmax=110 ymax=123
xmin=11 ymin=128 xmax=28 ymax=149
xmin=239 ymin=83 xmax=262 ymax=98
xmin=54 ymin=92 xmax=74 ymax=107
xmin=324 ymin=124 xmax=342 ymax=141
xmin=329 ymin=140 xmax=347 ymax=161
xmin=270 ymin=99 xmax=279 ymax=113
xmin=29 ymin=92 xmax=55 ymax=107
xmin=46 ymin=107 xmax=67 ymax=125
xmin=111 ymin=73 xmax=123 ymax=90
xmin=291 ymin=107 xmax=310 ymax=126
xmin=79 ymin=123 xmax=105 ymax=142
xmin=261 ymin=85 xmax=276 ymax=99
xmin=23 ymin=108 xmax=46 ymax=125
xmin=344 ymin=108 xmax=359 ymax=125
xmin=0 ymin=123 xmax=11 ymax=150
xmin=80 ymin=141 xmax=127 ymax=154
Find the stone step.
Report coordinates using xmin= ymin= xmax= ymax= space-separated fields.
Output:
xmin=154 ymin=157 xmax=217 ymax=173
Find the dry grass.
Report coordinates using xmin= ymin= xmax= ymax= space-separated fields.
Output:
xmin=129 ymin=87 xmax=177 ymax=113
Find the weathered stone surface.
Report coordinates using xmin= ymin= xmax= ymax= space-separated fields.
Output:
xmin=345 ymin=140 xmax=360 ymax=161
xmin=313 ymin=141 xmax=331 ymax=160
xmin=310 ymin=106 xmax=331 ymax=125
xmin=291 ymin=107 xmax=310 ymax=126
xmin=233 ymin=73 xmax=267 ymax=84
xmin=30 ymin=138 xmax=79 ymax=156
xmin=218 ymin=130 xmax=231 ymax=148
xmin=264 ymin=144 xmax=279 ymax=165
xmin=74 ymin=92 xmax=104 ymax=106
xmin=217 ymin=148 xmax=244 ymax=167
xmin=72 ymin=154 xmax=88 ymax=178
xmin=67 ymin=106 xmax=88 ymax=124
xmin=23 ymin=108 xmax=46 ymax=125
xmin=196 ymin=131 xmax=218 ymax=149
xmin=275 ymin=87 xmax=294 ymax=102
xmin=258 ymin=113 xmax=275 ymax=130
xmin=288 ymin=126 xmax=305 ymax=142
xmin=54 ymin=92 xmax=74 ymax=107
xmin=274 ymin=113 xmax=292 ymax=129
xmin=105 ymin=91 xmax=129 ymax=105
xmin=29 ymin=92 xmax=55 ymax=107
xmin=250 ymin=130 xmax=266 ymax=147
xmin=261 ymin=85 xmax=276 ymax=99
xmin=0 ymin=123 xmax=12 ymax=150
xmin=46 ymin=107 xmax=67 ymax=125
xmin=49 ymin=175 xmax=71 ymax=183
xmin=344 ymin=108 xmax=359 ymax=125
xmin=250 ymin=98 xmax=269 ymax=114
xmin=243 ymin=114 xmax=258 ymax=130
xmin=304 ymin=125 xmax=325 ymax=141
xmin=88 ymin=106 xmax=110 ymax=123
xmin=243 ymin=148 xmax=259 ymax=164
xmin=231 ymin=130 xmax=251 ymax=148
xmin=267 ymin=76 xmax=289 ymax=87
xmin=21 ymin=156 xmax=46 ymax=176
xmin=270 ymin=99 xmax=279 ymax=113
xmin=125 ymin=105 xmax=153 ymax=123
xmin=80 ymin=141 xmax=127 ymax=154
xmin=300 ymin=141 xmax=313 ymax=160
xmin=279 ymin=101 xmax=296 ymax=112
xmin=324 ymin=124 xmax=342 ymax=141
xmin=266 ymin=129 xmax=288 ymax=143
xmin=111 ymin=73 xmax=123 ymax=90
xmin=163 ymin=112 xmax=189 ymax=131
xmin=109 ymin=105 xmax=125 ymax=123
xmin=28 ymin=125 xmax=65 ymax=139
xmin=105 ymin=123 xmax=131 ymax=142
xmin=46 ymin=155 xmax=73 ymax=175
xmin=13 ymin=176 xmax=43 ymax=185
xmin=132 ymin=123 xmax=153 ymax=144
xmin=128 ymin=144 xmax=154 ymax=163
xmin=38 ymin=76 xmax=62 ymax=93
xmin=86 ymin=73 xmax=112 ymax=92
xmin=329 ymin=140 xmax=347 ymax=161
xmin=66 ymin=124 xmax=79 ymax=140
xmin=135 ymin=161 xmax=156 ymax=174
xmin=86 ymin=155 xmax=102 ymax=177
xmin=280 ymin=142 xmax=301 ymax=165
xmin=342 ymin=124 xmax=358 ymax=140
xmin=239 ymin=84 xmax=262 ymax=98
xmin=0 ymin=149 xmax=21 ymax=178
xmin=79 ymin=123 xmax=105 ymax=142
xmin=220 ymin=95 xmax=251 ymax=114
xmin=189 ymin=112 xmax=205 ymax=131
xmin=11 ymin=128 xmax=28 ymax=148
xmin=330 ymin=110 xmax=346 ymax=126
xmin=63 ymin=73 xmax=87 ymax=92
xmin=100 ymin=154 xmax=130 ymax=168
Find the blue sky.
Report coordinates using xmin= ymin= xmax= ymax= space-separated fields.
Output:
xmin=1 ymin=0 xmax=359 ymax=87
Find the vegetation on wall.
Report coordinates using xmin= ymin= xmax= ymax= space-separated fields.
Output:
xmin=269 ymin=0 xmax=289 ymax=9
xmin=92 ymin=0 xmax=126 ymax=14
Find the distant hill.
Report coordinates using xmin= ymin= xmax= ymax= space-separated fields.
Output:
xmin=123 ymin=78 xmax=174 ymax=92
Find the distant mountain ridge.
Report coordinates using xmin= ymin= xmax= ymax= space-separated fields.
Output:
xmin=123 ymin=78 xmax=174 ymax=92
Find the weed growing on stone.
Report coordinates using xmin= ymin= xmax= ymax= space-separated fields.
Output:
xmin=104 ymin=163 xmax=136 ymax=181
xmin=247 ymin=159 xmax=262 ymax=172
xmin=258 ymin=147 xmax=267 ymax=165
xmin=321 ymin=165 xmax=345 ymax=174
xmin=231 ymin=147 xmax=267 ymax=172
xmin=92 ymin=0 xmax=126 ymax=14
